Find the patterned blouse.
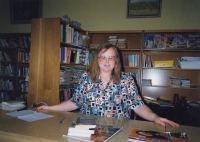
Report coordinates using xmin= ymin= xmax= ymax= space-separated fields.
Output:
xmin=70 ymin=72 xmax=144 ymax=119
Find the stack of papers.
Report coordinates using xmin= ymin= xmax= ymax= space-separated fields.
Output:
xmin=0 ymin=101 xmax=26 ymax=111
xmin=6 ymin=110 xmax=53 ymax=122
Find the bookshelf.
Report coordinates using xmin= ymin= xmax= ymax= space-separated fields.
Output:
xmin=28 ymin=18 xmax=87 ymax=106
xmin=0 ymin=33 xmax=30 ymax=103
xmin=88 ymin=30 xmax=200 ymax=102
xmin=28 ymin=18 xmax=200 ymax=106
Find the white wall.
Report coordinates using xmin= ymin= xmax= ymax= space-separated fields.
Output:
xmin=0 ymin=0 xmax=200 ymax=33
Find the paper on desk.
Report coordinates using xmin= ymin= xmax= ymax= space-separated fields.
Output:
xmin=18 ymin=112 xmax=53 ymax=122
xmin=6 ymin=110 xmax=53 ymax=122
xmin=6 ymin=110 xmax=35 ymax=117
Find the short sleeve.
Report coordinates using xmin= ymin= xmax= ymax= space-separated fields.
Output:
xmin=124 ymin=72 xmax=144 ymax=109
xmin=70 ymin=73 xmax=87 ymax=108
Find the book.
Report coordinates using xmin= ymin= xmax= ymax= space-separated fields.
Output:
xmin=127 ymin=128 xmax=190 ymax=142
xmin=154 ymin=34 xmax=167 ymax=48
xmin=67 ymin=48 xmax=72 ymax=63
xmin=70 ymin=117 xmax=98 ymax=129
xmin=66 ymin=117 xmax=97 ymax=139
xmin=177 ymin=34 xmax=187 ymax=48
xmin=64 ymin=124 xmax=123 ymax=142
xmin=67 ymin=132 xmax=92 ymax=137
xmin=165 ymin=34 xmax=178 ymax=48
xmin=144 ymin=34 xmax=154 ymax=48
xmin=65 ymin=27 xmax=72 ymax=43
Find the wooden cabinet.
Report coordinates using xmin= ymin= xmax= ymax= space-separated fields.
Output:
xmin=0 ymin=33 xmax=30 ymax=103
xmin=28 ymin=18 xmax=87 ymax=106
xmin=88 ymin=30 xmax=200 ymax=102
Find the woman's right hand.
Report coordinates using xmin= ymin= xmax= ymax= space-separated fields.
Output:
xmin=36 ymin=105 xmax=49 ymax=110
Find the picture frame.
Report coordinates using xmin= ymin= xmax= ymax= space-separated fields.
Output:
xmin=127 ymin=0 xmax=162 ymax=18
xmin=10 ymin=0 xmax=42 ymax=24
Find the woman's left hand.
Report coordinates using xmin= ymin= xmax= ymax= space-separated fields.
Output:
xmin=154 ymin=117 xmax=179 ymax=127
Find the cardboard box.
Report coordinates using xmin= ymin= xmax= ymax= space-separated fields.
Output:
xmin=154 ymin=60 xmax=174 ymax=67
xmin=178 ymin=57 xmax=200 ymax=69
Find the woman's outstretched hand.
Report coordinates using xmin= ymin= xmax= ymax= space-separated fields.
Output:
xmin=36 ymin=105 xmax=49 ymax=110
xmin=154 ymin=116 xmax=179 ymax=127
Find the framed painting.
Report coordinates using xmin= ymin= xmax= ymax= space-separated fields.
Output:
xmin=10 ymin=0 xmax=42 ymax=24
xmin=127 ymin=0 xmax=162 ymax=18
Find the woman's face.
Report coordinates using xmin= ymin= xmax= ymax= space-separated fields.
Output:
xmin=98 ymin=47 xmax=116 ymax=74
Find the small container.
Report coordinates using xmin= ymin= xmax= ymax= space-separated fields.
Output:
xmin=173 ymin=94 xmax=180 ymax=106
xmin=63 ymin=15 xmax=70 ymax=22
xmin=179 ymin=96 xmax=187 ymax=107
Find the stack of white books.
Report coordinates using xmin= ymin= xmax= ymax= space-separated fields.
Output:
xmin=117 ymin=38 xmax=127 ymax=48
xmin=169 ymin=77 xmax=191 ymax=88
xmin=0 ymin=100 xmax=26 ymax=111
xmin=64 ymin=117 xmax=123 ymax=142
xmin=181 ymin=79 xmax=191 ymax=88
xmin=67 ymin=117 xmax=97 ymax=137
xmin=108 ymin=36 xmax=118 ymax=45
xmin=169 ymin=77 xmax=181 ymax=87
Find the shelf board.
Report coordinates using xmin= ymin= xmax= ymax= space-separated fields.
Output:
xmin=0 ymin=47 xmax=18 ymax=50
xmin=142 ymin=85 xmax=200 ymax=90
xmin=17 ymin=92 xmax=28 ymax=94
xmin=60 ymin=63 xmax=86 ymax=67
xmin=60 ymin=42 xmax=87 ymax=50
xmin=143 ymin=48 xmax=200 ymax=52
xmin=142 ymin=67 xmax=200 ymax=71
xmin=119 ymin=48 xmax=141 ymax=51
xmin=88 ymin=30 xmax=143 ymax=34
xmin=124 ymin=66 xmax=140 ymax=69
xmin=144 ymin=29 xmax=200 ymax=33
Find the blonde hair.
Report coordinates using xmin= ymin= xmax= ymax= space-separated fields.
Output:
xmin=89 ymin=43 xmax=121 ymax=84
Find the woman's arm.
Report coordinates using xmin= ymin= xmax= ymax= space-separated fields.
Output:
xmin=37 ymin=73 xmax=88 ymax=112
xmin=133 ymin=104 xmax=179 ymax=127
xmin=36 ymin=100 xmax=78 ymax=111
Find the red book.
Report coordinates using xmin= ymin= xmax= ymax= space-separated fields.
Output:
xmin=67 ymin=48 xmax=72 ymax=63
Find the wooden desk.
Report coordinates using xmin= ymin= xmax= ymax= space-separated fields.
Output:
xmin=0 ymin=109 xmax=200 ymax=142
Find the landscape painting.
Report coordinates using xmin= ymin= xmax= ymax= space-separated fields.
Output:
xmin=127 ymin=0 xmax=162 ymax=18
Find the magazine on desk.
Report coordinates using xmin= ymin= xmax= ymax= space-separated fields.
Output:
xmin=64 ymin=124 xmax=123 ymax=142
xmin=127 ymin=128 xmax=190 ymax=142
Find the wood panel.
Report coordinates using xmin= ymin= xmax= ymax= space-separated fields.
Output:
xmin=28 ymin=18 xmax=60 ymax=106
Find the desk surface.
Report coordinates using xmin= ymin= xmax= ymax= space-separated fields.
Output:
xmin=0 ymin=109 xmax=200 ymax=142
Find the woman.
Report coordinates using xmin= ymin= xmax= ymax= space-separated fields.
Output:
xmin=37 ymin=43 xmax=179 ymax=127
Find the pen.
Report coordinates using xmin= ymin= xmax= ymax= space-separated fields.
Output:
xmin=60 ymin=117 xmax=66 ymax=124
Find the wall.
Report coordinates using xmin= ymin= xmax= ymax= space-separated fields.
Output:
xmin=0 ymin=0 xmax=200 ymax=33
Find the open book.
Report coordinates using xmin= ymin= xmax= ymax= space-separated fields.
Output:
xmin=64 ymin=124 xmax=123 ymax=142
xmin=127 ymin=128 xmax=190 ymax=142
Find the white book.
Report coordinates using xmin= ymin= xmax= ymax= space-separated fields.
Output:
xmin=63 ymin=47 xmax=68 ymax=63
xmin=109 ymin=36 xmax=117 ymax=39
xmin=68 ymin=128 xmax=95 ymax=134
xmin=67 ymin=132 xmax=91 ymax=137
xmin=65 ymin=27 xmax=72 ymax=43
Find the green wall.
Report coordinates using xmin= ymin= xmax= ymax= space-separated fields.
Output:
xmin=0 ymin=0 xmax=200 ymax=33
